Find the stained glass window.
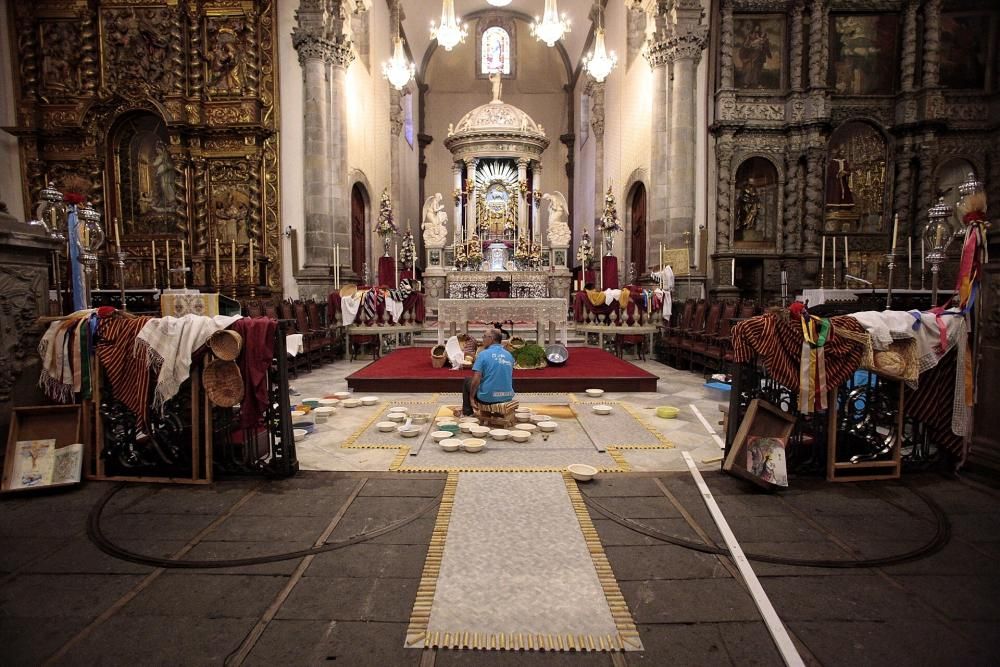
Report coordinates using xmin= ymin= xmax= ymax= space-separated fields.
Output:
xmin=481 ymin=26 xmax=511 ymax=75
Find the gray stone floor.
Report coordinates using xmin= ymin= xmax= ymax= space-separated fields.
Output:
xmin=2 ymin=468 xmax=999 ymax=666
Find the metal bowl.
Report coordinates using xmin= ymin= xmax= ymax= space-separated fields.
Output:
xmin=544 ymin=344 xmax=569 ymax=366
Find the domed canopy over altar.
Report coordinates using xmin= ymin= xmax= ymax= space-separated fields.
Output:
xmin=443 ymin=97 xmax=550 ymax=161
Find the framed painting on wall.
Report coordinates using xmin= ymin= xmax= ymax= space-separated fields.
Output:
xmin=829 ymin=14 xmax=899 ymax=95
xmin=940 ymin=13 xmax=992 ymax=90
xmin=733 ymin=15 xmax=785 ymax=90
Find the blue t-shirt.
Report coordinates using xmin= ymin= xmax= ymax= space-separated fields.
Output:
xmin=472 ymin=344 xmax=515 ymax=403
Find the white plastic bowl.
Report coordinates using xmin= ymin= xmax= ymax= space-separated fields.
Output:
xmin=462 ymin=438 xmax=486 ymax=452
xmin=318 ymin=398 xmax=339 ymax=407
xmin=458 ymin=416 xmax=479 ymax=424
xmin=537 ymin=421 xmax=558 ymax=432
xmin=411 ymin=413 xmax=430 ymax=424
xmin=342 ymin=398 xmax=361 ymax=408
xmin=314 ymin=406 xmax=335 ymax=423
xmin=389 ymin=406 xmax=408 ymax=414
xmin=567 ymin=463 xmax=598 ymax=481
xmin=469 ymin=425 xmax=491 ymax=436
xmin=360 ymin=396 xmax=379 ymax=406
xmin=514 ymin=423 xmax=537 ymax=432
xmin=334 ymin=391 xmax=351 ymax=399
xmin=398 ymin=426 xmax=421 ymax=438
xmin=387 ymin=412 xmax=407 ymax=422
xmin=293 ymin=428 xmax=308 ymax=442
xmin=439 ymin=438 xmax=462 ymax=452
xmin=515 ymin=413 xmax=532 ymax=422
xmin=530 ymin=414 xmax=550 ymax=424
xmin=290 ymin=410 xmax=306 ymax=419
xmin=489 ymin=429 xmax=510 ymax=440
xmin=510 ymin=430 xmax=531 ymax=442
xmin=592 ymin=404 xmax=613 ymax=415
xmin=585 ymin=388 xmax=605 ymax=397
xmin=376 ymin=421 xmax=396 ymax=432
xmin=458 ymin=422 xmax=476 ymax=433
xmin=431 ymin=431 xmax=452 ymax=441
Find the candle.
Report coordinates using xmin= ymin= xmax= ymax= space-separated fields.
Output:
xmin=166 ymin=240 xmax=170 ymax=269
xmin=114 ymin=218 xmax=121 ymax=248
xmin=832 ymin=235 xmax=837 ymax=272
xmin=908 ymin=236 xmax=912 ymax=269
xmin=231 ymin=240 xmax=236 ymax=283
xmin=249 ymin=238 xmax=255 ymax=283
xmin=921 ymin=238 xmax=925 ymax=272
xmin=394 ymin=242 xmax=399 ymax=287
xmin=180 ymin=239 xmax=185 ymax=268
xmin=334 ymin=243 xmax=340 ymax=289
xmin=151 ymin=240 xmax=157 ymax=287
xmin=820 ymin=236 xmax=826 ymax=269
xmin=215 ymin=238 xmax=220 ymax=285
xmin=844 ymin=236 xmax=849 ymax=270
xmin=891 ymin=213 xmax=899 ymax=251
xmin=731 ymin=258 xmax=736 ymax=287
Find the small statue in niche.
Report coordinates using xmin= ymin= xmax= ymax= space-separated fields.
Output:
xmin=736 ymin=181 xmax=760 ymax=232
xmin=207 ymin=25 xmax=245 ymax=94
xmin=826 ymin=150 xmax=854 ymax=208
xmin=541 ymin=192 xmax=571 ymax=247
xmin=489 ymin=70 xmax=503 ymax=102
xmin=421 ymin=193 xmax=449 ymax=247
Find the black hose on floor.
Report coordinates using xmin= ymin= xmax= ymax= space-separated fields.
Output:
xmin=581 ymin=483 xmax=951 ymax=568
xmin=87 ymin=483 xmax=444 ymax=569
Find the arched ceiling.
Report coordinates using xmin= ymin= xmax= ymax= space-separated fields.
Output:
xmin=399 ymin=0 xmax=596 ymax=76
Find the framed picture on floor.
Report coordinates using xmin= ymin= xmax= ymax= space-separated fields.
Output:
xmin=724 ymin=398 xmax=795 ymax=489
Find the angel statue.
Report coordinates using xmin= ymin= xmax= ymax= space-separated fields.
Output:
xmin=542 ymin=191 xmax=571 ymax=247
xmin=421 ymin=193 xmax=449 ymax=247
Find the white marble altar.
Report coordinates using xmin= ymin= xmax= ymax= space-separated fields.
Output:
xmin=436 ymin=298 xmax=568 ymax=346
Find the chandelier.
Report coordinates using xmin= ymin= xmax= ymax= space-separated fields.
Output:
xmin=583 ymin=3 xmax=617 ymax=82
xmin=486 ymin=0 xmax=513 ymax=6
xmin=530 ymin=0 xmax=570 ymax=47
xmin=382 ymin=6 xmax=414 ymax=91
xmin=430 ymin=0 xmax=468 ymax=52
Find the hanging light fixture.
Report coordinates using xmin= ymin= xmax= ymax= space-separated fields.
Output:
xmin=531 ymin=0 xmax=571 ymax=47
xmin=583 ymin=3 xmax=617 ymax=82
xmin=430 ymin=0 xmax=467 ymax=52
xmin=486 ymin=0 xmax=513 ymax=6
xmin=382 ymin=3 xmax=414 ymax=90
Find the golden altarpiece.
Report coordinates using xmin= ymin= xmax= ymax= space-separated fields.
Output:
xmin=7 ymin=0 xmax=281 ymax=298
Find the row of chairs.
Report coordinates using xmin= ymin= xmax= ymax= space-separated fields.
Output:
xmin=660 ymin=298 xmax=759 ymax=375
xmin=242 ymin=298 xmax=343 ymax=374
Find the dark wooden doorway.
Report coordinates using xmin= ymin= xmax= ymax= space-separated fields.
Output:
xmin=629 ymin=183 xmax=647 ymax=276
xmin=351 ymin=183 xmax=367 ymax=279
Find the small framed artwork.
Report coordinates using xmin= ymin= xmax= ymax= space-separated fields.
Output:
xmin=940 ymin=12 xmax=992 ymax=90
xmin=723 ymin=398 xmax=795 ymax=489
xmin=428 ymin=249 xmax=442 ymax=267
xmin=553 ymin=249 xmax=567 ymax=267
xmin=733 ymin=14 xmax=785 ymax=91
xmin=829 ymin=14 xmax=899 ymax=95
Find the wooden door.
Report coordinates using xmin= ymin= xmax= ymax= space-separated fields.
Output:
xmin=630 ymin=183 xmax=647 ymax=276
xmin=351 ymin=184 xmax=367 ymax=279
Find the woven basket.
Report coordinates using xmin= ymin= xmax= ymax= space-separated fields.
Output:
xmin=208 ymin=330 xmax=243 ymax=361
xmin=431 ymin=344 xmax=447 ymax=369
xmin=203 ymin=358 xmax=244 ymax=407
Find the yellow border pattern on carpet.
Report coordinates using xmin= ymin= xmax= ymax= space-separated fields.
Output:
xmin=406 ymin=471 xmax=458 ymax=648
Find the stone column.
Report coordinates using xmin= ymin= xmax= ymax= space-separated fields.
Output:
xmin=589 ymin=80 xmax=606 ymax=248
xmin=922 ymin=0 xmax=942 ymax=88
xmin=453 ymin=162 xmax=463 ymax=244
xmin=783 ymin=154 xmax=803 ymax=253
xmin=789 ymin=2 xmax=804 ymax=91
xmin=915 ymin=141 xmax=936 ymax=238
xmin=389 ymin=87 xmax=403 ymax=229
xmin=808 ymin=0 xmax=828 ymax=90
xmin=292 ymin=3 xmax=354 ymax=298
xmin=803 ymin=148 xmax=824 ymax=253
xmin=893 ymin=141 xmax=915 ymax=237
xmin=664 ymin=1 xmax=708 ymax=251
xmin=646 ymin=21 xmax=670 ymax=261
xmin=517 ymin=158 xmax=528 ymax=240
xmin=715 ymin=135 xmax=734 ymax=254
xmin=718 ymin=2 xmax=734 ymax=90
xmin=467 ymin=158 xmax=479 ymax=242
xmin=900 ymin=1 xmax=918 ymax=92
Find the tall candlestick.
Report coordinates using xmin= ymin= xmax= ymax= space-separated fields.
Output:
xmin=921 ymin=238 xmax=925 ymax=272
xmin=165 ymin=241 xmax=170 ymax=288
xmin=231 ymin=240 xmax=236 ymax=284
xmin=844 ymin=236 xmax=849 ymax=270
xmin=821 ymin=236 xmax=826 ymax=269
xmin=215 ymin=238 xmax=220 ymax=285
xmin=249 ymin=238 xmax=255 ymax=283
xmin=891 ymin=213 xmax=899 ymax=251
xmin=832 ymin=236 xmax=837 ymax=281
xmin=151 ymin=240 xmax=157 ymax=288
xmin=394 ymin=242 xmax=399 ymax=287
xmin=334 ymin=243 xmax=340 ymax=289
xmin=908 ymin=236 xmax=912 ymax=269
xmin=180 ymin=239 xmax=185 ymax=268
xmin=114 ymin=218 xmax=121 ymax=248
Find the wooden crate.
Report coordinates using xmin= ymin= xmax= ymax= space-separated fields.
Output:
xmin=826 ymin=383 xmax=902 ymax=482
xmin=2 ymin=405 xmax=84 ymax=495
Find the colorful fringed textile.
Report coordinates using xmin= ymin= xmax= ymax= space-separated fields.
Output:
xmin=797 ymin=316 xmax=831 ymax=414
xmin=38 ymin=310 xmax=95 ymax=402
xmin=96 ymin=316 xmax=153 ymax=428
xmin=955 ymin=213 xmax=989 ymax=311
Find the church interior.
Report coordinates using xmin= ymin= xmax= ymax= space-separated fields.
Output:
xmin=1 ymin=1 xmax=1000 ymax=664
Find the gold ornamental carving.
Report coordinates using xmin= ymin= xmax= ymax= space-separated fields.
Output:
xmin=205 ymin=103 xmax=255 ymax=126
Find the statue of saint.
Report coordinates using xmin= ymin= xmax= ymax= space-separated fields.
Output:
xmin=736 ymin=182 xmax=760 ymax=232
xmin=421 ymin=193 xmax=449 ymax=247
xmin=489 ymin=71 xmax=502 ymax=103
xmin=541 ymin=192 xmax=571 ymax=246
xmin=826 ymin=151 xmax=854 ymax=208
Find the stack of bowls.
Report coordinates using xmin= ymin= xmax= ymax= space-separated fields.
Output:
xmin=302 ymin=397 xmax=322 ymax=409
xmin=313 ymin=406 xmax=336 ymax=423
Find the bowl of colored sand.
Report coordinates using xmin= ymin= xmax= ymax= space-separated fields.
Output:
xmin=439 ymin=438 xmax=462 ymax=452
xmin=461 ymin=438 xmax=486 ymax=452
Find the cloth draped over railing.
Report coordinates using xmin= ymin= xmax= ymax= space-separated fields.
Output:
xmin=572 ymin=287 xmax=663 ymax=326
xmin=326 ymin=288 xmax=426 ymax=327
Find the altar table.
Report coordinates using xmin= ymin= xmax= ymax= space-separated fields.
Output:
xmin=436 ymin=298 xmax=568 ymax=346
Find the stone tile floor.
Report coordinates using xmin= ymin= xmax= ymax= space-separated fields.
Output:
xmin=2 ymin=356 xmax=998 ymax=665
xmin=1 ymin=470 xmax=998 ymax=665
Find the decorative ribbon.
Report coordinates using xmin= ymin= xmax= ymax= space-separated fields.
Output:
xmin=955 ymin=213 xmax=988 ymax=312
xmin=798 ymin=315 xmax=831 ymax=413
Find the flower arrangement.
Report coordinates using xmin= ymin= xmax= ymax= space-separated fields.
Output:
xmin=576 ymin=229 xmax=594 ymax=269
xmin=375 ymin=188 xmax=397 ymax=256
xmin=400 ymin=229 xmax=415 ymax=267
xmin=466 ymin=235 xmax=484 ymax=268
xmin=599 ymin=186 xmax=622 ymax=255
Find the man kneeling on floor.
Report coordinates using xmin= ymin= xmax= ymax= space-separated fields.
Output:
xmin=462 ymin=328 xmax=515 ymax=417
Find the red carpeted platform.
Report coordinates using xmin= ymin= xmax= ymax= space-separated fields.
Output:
xmin=345 ymin=347 xmax=658 ymax=393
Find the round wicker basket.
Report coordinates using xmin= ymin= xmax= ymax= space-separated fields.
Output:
xmin=431 ymin=344 xmax=447 ymax=369
xmin=207 ymin=330 xmax=243 ymax=361
xmin=203 ymin=358 xmax=244 ymax=407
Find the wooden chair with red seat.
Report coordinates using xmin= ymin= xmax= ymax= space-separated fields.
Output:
xmin=662 ymin=298 xmax=695 ymax=365
xmin=698 ymin=300 xmax=740 ymax=375
xmin=681 ymin=300 xmax=721 ymax=370
xmin=670 ymin=299 xmax=706 ymax=367
xmin=292 ymin=300 xmax=322 ymax=372
xmin=306 ymin=299 xmax=336 ymax=365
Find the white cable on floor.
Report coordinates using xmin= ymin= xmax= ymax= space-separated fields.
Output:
xmin=689 ymin=403 xmax=725 ymax=450
xmin=681 ymin=452 xmax=805 ymax=667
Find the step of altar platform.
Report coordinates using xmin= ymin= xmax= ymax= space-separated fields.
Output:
xmin=412 ymin=321 xmax=589 ymax=347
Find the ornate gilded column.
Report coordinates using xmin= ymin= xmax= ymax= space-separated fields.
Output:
xmin=646 ymin=5 xmax=670 ymax=258
xmin=531 ymin=162 xmax=542 ymax=244
xmin=453 ymin=161 xmax=463 ymax=244
xmin=467 ymin=157 xmax=479 ymax=242
xmin=803 ymin=148 xmax=824 ymax=253
xmin=664 ymin=0 xmax=708 ymax=250
xmin=517 ymin=158 xmax=529 ymax=240
xmin=914 ymin=141 xmax=936 ymax=238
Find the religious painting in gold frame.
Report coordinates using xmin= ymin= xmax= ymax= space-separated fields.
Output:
xmin=733 ymin=14 xmax=785 ymax=91
xmin=110 ymin=112 xmax=180 ymax=236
